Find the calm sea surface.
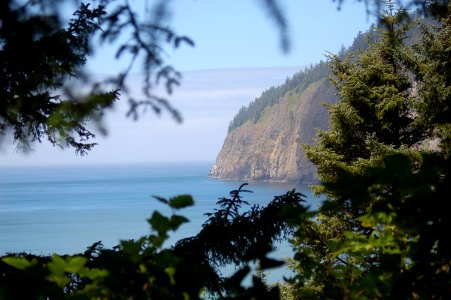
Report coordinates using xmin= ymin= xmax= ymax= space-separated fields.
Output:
xmin=0 ymin=162 xmax=321 ymax=256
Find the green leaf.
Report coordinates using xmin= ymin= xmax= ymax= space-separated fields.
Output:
xmin=149 ymin=211 xmax=171 ymax=235
xmin=2 ymin=257 xmax=37 ymax=270
xmin=153 ymin=195 xmax=169 ymax=205
xmin=168 ymin=194 xmax=194 ymax=209
xmin=169 ymin=215 xmax=190 ymax=231
xmin=47 ymin=255 xmax=71 ymax=288
xmin=65 ymin=256 xmax=88 ymax=273
xmin=149 ymin=234 xmax=167 ymax=248
xmin=165 ymin=267 xmax=176 ymax=285
xmin=48 ymin=255 xmax=65 ymax=274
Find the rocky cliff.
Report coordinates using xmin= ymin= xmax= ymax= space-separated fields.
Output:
xmin=209 ymin=18 xmax=428 ymax=183
xmin=209 ymin=77 xmax=338 ymax=183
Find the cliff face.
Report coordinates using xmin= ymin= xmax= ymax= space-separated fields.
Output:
xmin=209 ymin=78 xmax=338 ymax=183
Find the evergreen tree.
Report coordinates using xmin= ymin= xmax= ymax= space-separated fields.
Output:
xmin=0 ymin=2 xmax=118 ymax=154
xmin=0 ymin=0 xmax=195 ymax=154
xmin=294 ymin=2 xmax=451 ymax=298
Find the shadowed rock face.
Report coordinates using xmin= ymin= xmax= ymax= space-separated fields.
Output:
xmin=209 ymin=78 xmax=338 ymax=183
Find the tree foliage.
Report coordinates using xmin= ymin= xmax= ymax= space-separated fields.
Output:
xmin=0 ymin=0 xmax=196 ymax=154
xmin=0 ymin=188 xmax=306 ymax=299
xmin=226 ymin=24 xmax=379 ymax=134
xmin=296 ymin=2 xmax=451 ymax=298
xmin=0 ymin=1 xmax=118 ymax=154
xmin=228 ymin=62 xmax=331 ymax=132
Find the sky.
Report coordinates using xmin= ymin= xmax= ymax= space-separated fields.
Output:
xmin=0 ymin=0 xmax=378 ymax=167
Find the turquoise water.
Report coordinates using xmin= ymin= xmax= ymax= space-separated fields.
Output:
xmin=0 ymin=162 xmax=320 ymax=256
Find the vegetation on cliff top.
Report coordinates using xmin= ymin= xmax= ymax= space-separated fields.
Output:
xmin=227 ymin=61 xmax=330 ymax=132
xmin=227 ymin=27 xmax=373 ymax=133
xmin=227 ymin=6 xmax=431 ymax=135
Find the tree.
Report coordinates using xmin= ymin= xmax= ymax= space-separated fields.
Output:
xmin=295 ymin=2 xmax=451 ymax=298
xmin=0 ymin=2 xmax=114 ymax=154
xmin=0 ymin=187 xmax=306 ymax=299
xmin=0 ymin=0 xmax=197 ymax=154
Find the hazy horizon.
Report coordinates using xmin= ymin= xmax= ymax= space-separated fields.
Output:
xmin=0 ymin=67 xmax=300 ymax=167
xmin=0 ymin=1 xmax=379 ymax=167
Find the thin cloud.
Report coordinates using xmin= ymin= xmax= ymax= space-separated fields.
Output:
xmin=0 ymin=67 xmax=299 ymax=167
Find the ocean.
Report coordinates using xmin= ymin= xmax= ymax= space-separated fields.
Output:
xmin=0 ymin=162 xmax=321 ymax=261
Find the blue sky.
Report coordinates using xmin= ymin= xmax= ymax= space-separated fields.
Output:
xmin=0 ymin=0 xmax=378 ymax=167
xmin=87 ymin=0 xmax=376 ymax=73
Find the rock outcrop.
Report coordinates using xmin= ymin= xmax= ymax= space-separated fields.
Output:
xmin=209 ymin=78 xmax=338 ymax=183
